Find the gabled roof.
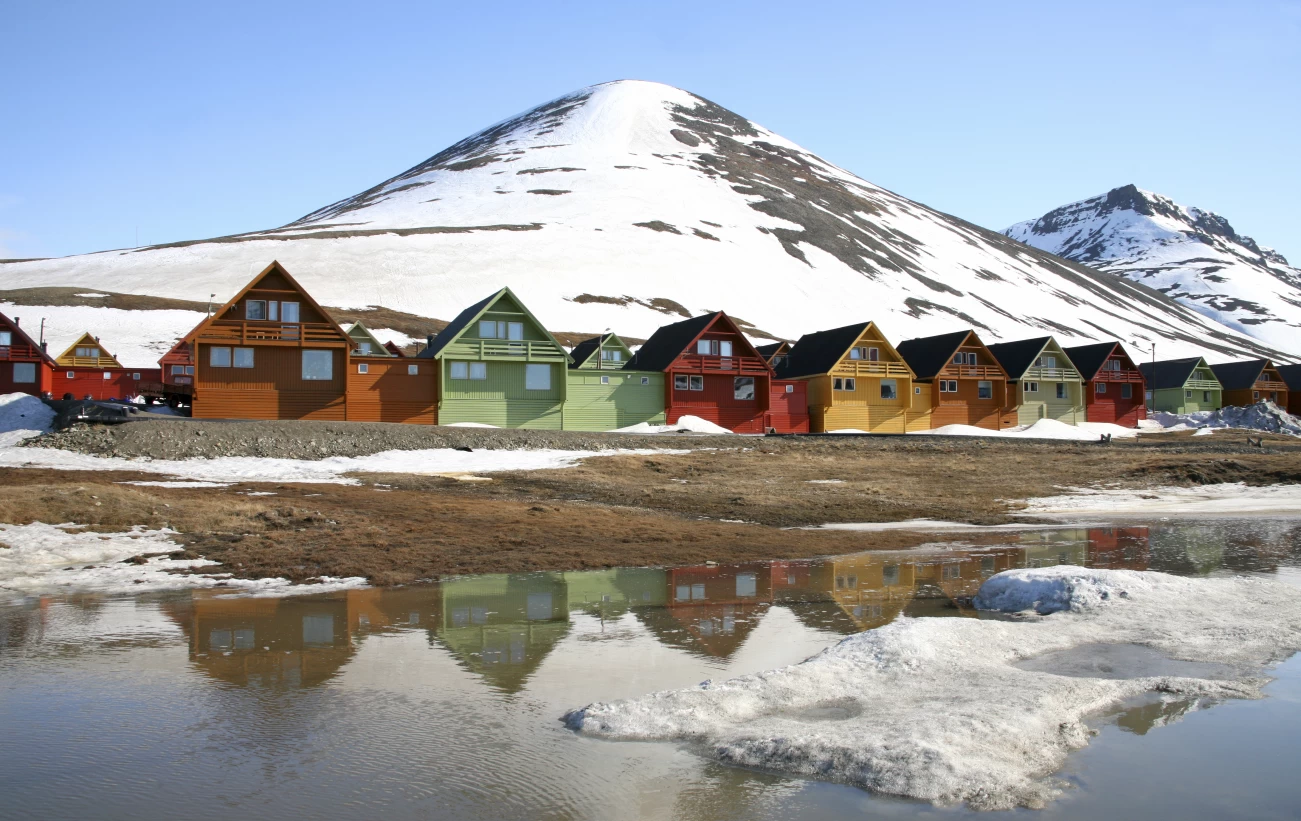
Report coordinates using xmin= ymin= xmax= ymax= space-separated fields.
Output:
xmin=569 ymin=332 xmax=631 ymax=369
xmin=157 ymin=339 xmax=193 ymax=366
xmin=985 ymin=337 xmax=1053 ymax=380
xmin=1277 ymin=364 xmax=1301 ymax=391
xmin=895 ymin=330 xmax=973 ymax=379
xmin=383 ymin=340 xmax=407 ymax=358
xmin=183 ymin=260 xmax=349 ymax=344
xmin=346 ymin=321 xmax=396 ymax=357
xmin=755 ymin=341 xmax=789 ymax=364
xmin=625 ymin=312 xmax=768 ymax=373
xmin=0 ymin=311 xmax=55 ymax=365
xmin=1137 ymin=357 xmax=1213 ymax=391
xmin=778 ymin=322 xmax=890 ymax=379
xmin=55 ymin=332 xmax=123 ymax=368
xmin=1062 ymin=341 xmax=1120 ymax=380
xmin=1209 ymin=359 xmax=1271 ymax=391
xmin=416 ymin=286 xmax=569 ymax=362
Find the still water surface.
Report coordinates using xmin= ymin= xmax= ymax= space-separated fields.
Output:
xmin=3 ymin=519 xmax=1301 ymax=820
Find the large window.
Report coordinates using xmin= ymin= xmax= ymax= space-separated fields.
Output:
xmin=939 ymin=380 xmax=958 ymax=393
xmin=977 ymin=381 xmax=993 ymax=399
xmin=674 ymin=375 xmax=704 ymax=391
xmin=833 ymin=377 xmax=857 ymax=392
xmin=12 ymin=362 xmax=35 ymax=383
xmin=880 ymin=379 xmax=897 ymax=400
xmin=480 ymin=320 xmax=524 ymax=340
xmin=734 ymin=377 xmax=755 ymax=400
xmin=357 ymin=341 xmax=373 ymax=355
xmin=246 ymin=300 xmax=267 ymax=320
xmin=1035 ymin=355 xmax=1057 ymax=369
xmin=210 ymin=346 xmax=232 ymax=367
xmin=76 ymin=346 xmax=99 ymax=359
xmin=1056 ymin=383 xmax=1067 ymax=399
xmin=281 ymin=302 xmax=300 ymax=323
xmin=1121 ymin=384 xmax=1132 ymax=399
xmin=697 ymin=339 xmax=732 ymax=356
xmin=600 ymin=348 xmax=622 ymax=362
xmin=849 ymin=346 xmax=879 ymax=361
xmin=302 ymin=350 xmax=333 ymax=381
xmin=525 ymin=364 xmax=551 ymax=391
xmin=0 ymin=331 xmax=11 ymax=346
xmin=1025 ymin=381 xmax=1039 ymax=393
xmin=451 ymin=362 xmax=468 ymax=379
xmin=470 ymin=362 xmax=487 ymax=380
xmin=233 ymin=348 xmax=254 ymax=368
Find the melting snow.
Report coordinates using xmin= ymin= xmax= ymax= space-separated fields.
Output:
xmin=565 ymin=567 xmax=1301 ymax=809
xmin=918 ymin=419 xmax=1139 ymax=441
xmin=615 ymin=415 xmax=734 ymax=434
xmin=1021 ymin=482 xmax=1301 ymax=517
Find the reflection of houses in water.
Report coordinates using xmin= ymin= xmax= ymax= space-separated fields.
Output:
xmin=1147 ymin=525 xmax=1228 ymax=576
xmin=562 ymin=567 xmax=667 ymax=621
xmin=634 ymin=563 xmax=774 ymax=659
xmin=1086 ymin=526 xmax=1150 ymax=570
xmin=162 ymin=587 xmax=444 ymax=689
xmin=431 ymin=572 xmax=571 ymax=693
xmin=1017 ymin=529 xmax=1091 ymax=569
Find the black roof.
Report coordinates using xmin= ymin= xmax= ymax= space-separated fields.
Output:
xmin=1137 ymin=357 xmax=1205 ymax=391
xmin=986 ymin=337 xmax=1052 ymax=380
xmin=1062 ymin=342 xmax=1119 ymax=380
xmin=0 ymin=311 xmax=55 ymax=364
xmin=568 ymin=333 xmax=616 ymax=369
xmin=1210 ymin=359 xmax=1269 ymax=391
xmin=624 ymin=313 xmax=718 ymax=372
xmin=755 ymin=342 xmax=786 ymax=360
xmin=1277 ymin=364 xmax=1301 ymax=391
xmin=415 ymin=290 xmax=499 ymax=359
xmin=895 ymin=330 xmax=972 ymax=380
xmin=777 ymin=323 xmax=871 ymax=379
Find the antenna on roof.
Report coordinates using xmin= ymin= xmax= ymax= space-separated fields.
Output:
xmin=207 ymin=293 xmax=216 ymax=318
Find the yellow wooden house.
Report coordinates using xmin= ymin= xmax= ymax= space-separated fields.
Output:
xmin=776 ymin=321 xmax=915 ymax=433
xmin=54 ymin=332 xmax=123 ymax=369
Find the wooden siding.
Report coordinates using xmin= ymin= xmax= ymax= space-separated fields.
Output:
xmin=1082 ymin=352 xmax=1146 ymax=427
xmin=1013 ymin=380 xmax=1083 ymax=426
xmin=905 ymin=383 xmax=933 ymax=431
xmin=193 ymin=344 xmax=346 ymax=420
xmin=55 ymin=367 xmax=156 ymax=401
xmin=0 ymin=361 xmax=52 ymax=397
xmin=438 ymin=399 xmax=562 ymax=429
xmin=347 ymin=358 xmax=437 ymax=424
xmin=668 ymin=372 xmax=769 ymax=433
xmin=767 ymin=380 xmax=810 ymax=433
xmin=1151 ymin=384 xmax=1221 ymax=414
xmin=563 ymin=370 xmax=666 ymax=431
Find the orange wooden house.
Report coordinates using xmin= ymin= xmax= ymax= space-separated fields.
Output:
xmin=1210 ymin=359 xmax=1289 ymax=409
xmin=52 ymin=332 xmax=158 ymax=401
xmin=896 ymin=330 xmax=1011 ymax=430
xmin=1278 ymin=365 xmax=1301 ymax=416
xmin=346 ymin=322 xmax=437 ymax=424
xmin=0 ymin=312 xmax=55 ymax=397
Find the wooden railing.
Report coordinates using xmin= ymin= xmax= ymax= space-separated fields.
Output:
xmin=60 ymin=356 xmax=115 ymax=367
xmin=0 ymin=343 xmax=43 ymax=361
xmin=1024 ymin=367 xmax=1080 ymax=381
xmin=196 ymin=320 xmax=344 ymax=345
xmin=442 ymin=339 xmax=568 ymax=360
xmin=674 ymin=353 xmax=770 ymax=374
xmin=834 ymin=361 xmax=912 ymax=377
xmin=1094 ymin=368 xmax=1143 ymax=381
xmin=938 ymin=364 xmax=1003 ymax=379
xmin=1186 ymin=379 xmax=1221 ymax=390
xmin=1255 ymin=380 xmax=1287 ymax=391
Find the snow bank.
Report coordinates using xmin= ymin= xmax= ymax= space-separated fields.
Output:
xmin=1021 ymin=482 xmax=1301 ymax=516
xmin=918 ymin=419 xmax=1138 ymax=441
xmin=615 ymin=415 xmax=734 ymax=434
xmin=0 ymin=442 xmax=686 ymax=484
xmin=565 ymin=567 xmax=1301 ymax=809
xmin=1147 ymin=401 xmax=1301 ymax=437
xmin=0 ymin=393 xmax=55 ymax=447
xmin=0 ymin=522 xmax=366 ymax=599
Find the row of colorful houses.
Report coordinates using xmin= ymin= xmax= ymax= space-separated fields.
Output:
xmin=2 ymin=260 xmax=1298 ymax=431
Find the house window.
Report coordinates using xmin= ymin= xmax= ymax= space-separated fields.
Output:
xmin=1036 ymin=355 xmax=1057 ymax=369
xmin=171 ymin=365 xmax=185 ymax=375
xmin=849 ymin=346 xmax=879 ymax=361
xmin=357 ymin=341 xmax=373 ymax=355
xmin=785 ymin=384 xmax=794 ymax=393
xmin=358 ymin=363 xmax=369 ymax=374
xmin=1186 ymin=390 xmax=1193 ymax=399
xmin=479 ymin=320 xmax=524 ymax=340
xmin=66 ymin=371 xmax=74 ymax=379
xmin=102 ymin=372 xmax=112 ymax=380
xmin=696 ymin=339 xmax=732 ymax=356
xmin=1056 ymin=383 xmax=1067 ymax=399
xmin=675 ymin=374 xmax=689 ymax=390
xmin=1203 ymin=391 xmax=1210 ymax=402
xmin=834 ymin=377 xmax=856 ymax=392
xmin=132 ymin=373 xmax=140 ymax=380
xmin=450 ymin=362 xmax=469 ymax=379
xmin=880 ymin=379 xmax=897 ymax=399
xmin=233 ymin=348 xmax=254 ymax=368
xmin=641 ymin=376 xmax=650 ymax=385
xmin=0 ymin=331 xmax=10 ymax=346
xmin=281 ymin=302 xmax=300 ymax=323
xmin=1121 ymin=384 xmax=1132 ymax=399
xmin=469 ymin=362 xmax=487 ymax=380
xmin=689 ymin=375 xmax=704 ymax=391
xmin=1097 ymin=382 xmax=1107 ymax=394
xmin=268 ymin=301 xmax=279 ymax=321
xmin=525 ymin=364 xmax=551 ymax=390
xmin=952 ymin=353 xmax=963 ymax=365
xmin=978 ymin=381 xmax=993 ymax=399
xmin=833 ymin=377 xmax=842 ymax=391
xmin=187 ymin=366 xmax=194 ymax=375
xmin=915 ymin=386 xmax=921 ymax=395
xmin=939 ymin=380 xmax=958 ymax=393
xmin=600 ymin=375 xmax=610 ymax=384
xmin=246 ymin=300 xmax=267 ymax=320
xmin=734 ymin=377 xmax=755 ymax=400
xmin=601 ymin=348 xmax=622 ymax=362
xmin=1253 ymin=391 xmax=1260 ymax=400
xmin=302 ymin=350 xmax=333 ymax=381
xmin=210 ymin=346 xmax=232 ymax=367
xmin=736 ymin=573 xmax=757 ymax=597
xmin=883 ymin=565 xmax=900 ymax=586
xmin=76 ymin=346 xmax=98 ymax=359
xmin=1025 ymin=382 xmax=1039 ymax=393
xmin=408 ymin=364 xmax=419 ymax=375
xmin=13 ymin=363 xmax=35 ymax=383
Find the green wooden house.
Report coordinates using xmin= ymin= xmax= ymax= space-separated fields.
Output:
xmin=564 ymin=332 xmax=666 ymax=431
xmin=986 ymin=336 xmax=1085 ymax=425
xmin=345 ymin=321 xmax=396 ymax=357
xmin=1138 ymin=356 xmax=1223 ymax=413
xmin=417 ymin=287 xmax=571 ymax=428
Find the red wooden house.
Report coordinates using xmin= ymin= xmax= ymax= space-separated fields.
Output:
xmin=52 ymin=332 xmax=159 ymax=401
xmin=0 ymin=312 xmax=55 ymax=397
xmin=1062 ymin=341 xmax=1147 ymax=427
xmin=626 ymin=312 xmax=807 ymax=433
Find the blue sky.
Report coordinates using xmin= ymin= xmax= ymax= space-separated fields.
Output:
xmin=2 ymin=0 xmax=1298 ymax=263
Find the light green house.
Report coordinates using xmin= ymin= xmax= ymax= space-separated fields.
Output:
xmin=987 ymin=336 xmax=1085 ymax=425
xmin=1138 ymin=357 xmax=1223 ymax=414
xmin=345 ymin=321 xmax=396 ymax=356
xmin=417 ymin=288 xmax=571 ymax=428
xmin=564 ymin=332 xmax=666 ymax=431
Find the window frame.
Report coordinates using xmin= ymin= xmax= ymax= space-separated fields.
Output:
xmin=1025 ymin=381 xmax=1039 ymax=394
xmin=1120 ymin=383 xmax=1132 ymax=399
xmin=977 ymin=380 xmax=993 ymax=399
xmin=280 ymin=302 xmax=300 ymax=323
xmin=733 ymin=376 xmax=756 ymax=401
xmin=245 ymin=299 xmax=267 ymax=321
xmin=880 ymin=378 xmax=897 ymax=400
xmin=358 ymin=363 xmax=369 ymax=374
xmin=674 ymin=374 xmax=690 ymax=391
xmin=1056 ymin=383 xmax=1068 ymax=400
xmin=525 ymin=363 xmax=551 ymax=391
xmin=232 ymin=347 xmax=254 ymax=369
xmin=450 ymin=361 xmax=469 ymax=380
xmin=689 ymin=375 xmax=704 ymax=391
xmin=301 ymin=349 xmax=334 ymax=381
xmin=1097 ymin=382 xmax=1107 ymax=394
xmin=210 ymin=346 xmax=232 ymax=368
xmin=12 ymin=362 xmax=35 ymax=383
xmin=407 ymin=364 xmax=419 ymax=376
xmin=469 ymin=362 xmax=487 ymax=380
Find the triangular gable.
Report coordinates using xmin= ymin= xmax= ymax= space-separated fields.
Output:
xmin=157 ymin=339 xmax=194 ymax=368
xmin=416 ymin=287 xmax=570 ymax=363
xmin=627 ymin=312 xmax=769 ymax=373
xmin=1138 ymin=357 xmax=1209 ymax=391
xmin=569 ymin=332 xmax=633 ymax=369
xmin=897 ymin=330 xmax=1003 ymax=380
xmin=346 ymin=321 xmax=396 ymax=357
xmin=0 ymin=311 xmax=55 ymax=365
xmin=1062 ymin=341 xmax=1120 ymax=381
xmin=780 ymin=322 xmax=913 ymax=380
xmin=183 ymin=260 xmax=349 ymax=344
xmin=383 ymin=341 xmax=407 ymax=358
xmin=986 ymin=337 xmax=1053 ymax=380
xmin=1210 ymin=359 xmax=1270 ymax=391
xmin=755 ymin=341 xmax=789 ymax=364
xmin=55 ymin=331 xmax=123 ymax=368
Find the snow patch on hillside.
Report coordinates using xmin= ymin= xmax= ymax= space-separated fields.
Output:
xmin=0 ymin=302 xmax=205 ymax=367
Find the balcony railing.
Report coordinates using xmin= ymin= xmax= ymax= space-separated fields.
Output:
xmin=196 ymin=320 xmax=345 ymax=346
xmin=938 ymin=364 xmax=1003 ymax=379
xmin=1024 ymin=367 xmax=1080 ymax=381
xmin=1185 ymin=379 xmax=1221 ymax=390
xmin=1254 ymin=380 xmax=1287 ymax=391
xmin=442 ymin=339 xmax=568 ymax=361
xmin=674 ymin=353 xmax=770 ymax=374
xmin=0 ymin=343 xmax=43 ymax=361
xmin=834 ymin=361 xmax=912 ymax=378
xmin=1094 ymin=368 xmax=1143 ymax=382
xmin=60 ymin=356 xmax=114 ymax=367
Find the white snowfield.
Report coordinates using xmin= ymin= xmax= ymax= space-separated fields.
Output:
xmin=614 ymin=414 xmax=734 ymax=434
xmin=0 ymin=521 xmax=367 ymax=599
xmin=1006 ymin=185 xmax=1301 ymax=353
xmin=920 ymin=418 xmax=1139 ymax=441
xmin=1022 ymin=482 xmax=1301 ymax=517
xmin=1143 ymin=401 xmax=1301 ymax=437
xmin=0 ymin=302 xmax=207 ymax=368
xmin=0 ymin=81 xmax=1291 ymax=363
xmin=565 ymin=567 xmax=1301 ymax=810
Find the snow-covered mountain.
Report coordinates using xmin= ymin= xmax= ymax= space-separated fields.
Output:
xmin=1005 ymin=185 xmax=1301 ymax=354
xmin=3 ymin=81 xmax=1296 ymax=366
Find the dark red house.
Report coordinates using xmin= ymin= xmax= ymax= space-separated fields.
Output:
xmin=0 ymin=312 xmax=55 ymax=397
xmin=1063 ymin=341 xmax=1147 ymax=427
xmin=626 ymin=312 xmax=807 ymax=433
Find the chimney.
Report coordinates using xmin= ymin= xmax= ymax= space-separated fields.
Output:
xmin=426 ymin=334 xmax=436 ymax=348
xmin=40 ymin=342 xmax=47 ymax=352
xmin=13 ymin=317 xmax=18 ymax=326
